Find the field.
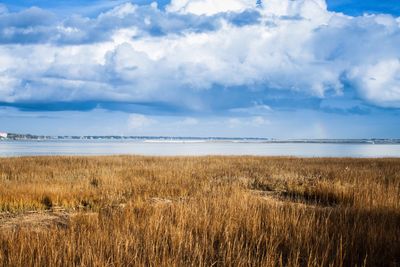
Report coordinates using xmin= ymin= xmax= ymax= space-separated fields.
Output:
xmin=0 ymin=156 xmax=399 ymax=266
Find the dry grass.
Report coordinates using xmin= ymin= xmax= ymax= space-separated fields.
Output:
xmin=0 ymin=156 xmax=399 ymax=266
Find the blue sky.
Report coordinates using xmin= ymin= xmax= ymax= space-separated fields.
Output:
xmin=0 ymin=0 xmax=399 ymax=138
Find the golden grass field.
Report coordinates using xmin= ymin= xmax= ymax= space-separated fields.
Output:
xmin=0 ymin=156 xmax=399 ymax=266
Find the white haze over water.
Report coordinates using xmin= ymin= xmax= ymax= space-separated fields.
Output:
xmin=1 ymin=140 xmax=400 ymax=158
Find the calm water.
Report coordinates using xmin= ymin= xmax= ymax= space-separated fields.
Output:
xmin=1 ymin=140 xmax=400 ymax=157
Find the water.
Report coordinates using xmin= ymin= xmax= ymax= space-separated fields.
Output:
xmin=1 ymin=140 xmax=400 ymax=157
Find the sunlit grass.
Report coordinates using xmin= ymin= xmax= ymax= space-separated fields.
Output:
xmin=0 ymin=156 xmax=399 ymax=266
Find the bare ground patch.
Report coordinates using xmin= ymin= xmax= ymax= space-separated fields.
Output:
xmin=0 ymin=207 xmax=102 ymax=233
xmin=0 ymin=210 xmax=71 ymax=232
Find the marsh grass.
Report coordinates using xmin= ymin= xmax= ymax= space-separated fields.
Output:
xmin=0 ymin=156 xmax=399 ymax=266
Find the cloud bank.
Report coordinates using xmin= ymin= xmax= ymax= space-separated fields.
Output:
xmin=0 ymin=0 xmax=399 ymax=116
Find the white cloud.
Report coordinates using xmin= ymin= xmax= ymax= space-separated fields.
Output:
xmin=261 ymin=0 xmax=329 ymax=21
xmin=127 ymin=114 xmax=156 ymax=129
xmin=348 ymin=59 xmax=400 ymax=108
xmin=0 ymin=0 xmax=399 ymax=112
xmin=0 ymin=75 xmax=19 ymax=101
xmin=103 ymin=3 xmax=137 ymax=19
xmin=167 ymin=0 xmax=256 ymax=15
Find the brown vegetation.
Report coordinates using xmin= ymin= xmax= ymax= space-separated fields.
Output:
xmin=0 ymin=156 xmax=399 ymax=266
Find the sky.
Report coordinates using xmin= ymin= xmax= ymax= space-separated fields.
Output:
xmin=0 ymin=0 xmax=399 ymax=138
